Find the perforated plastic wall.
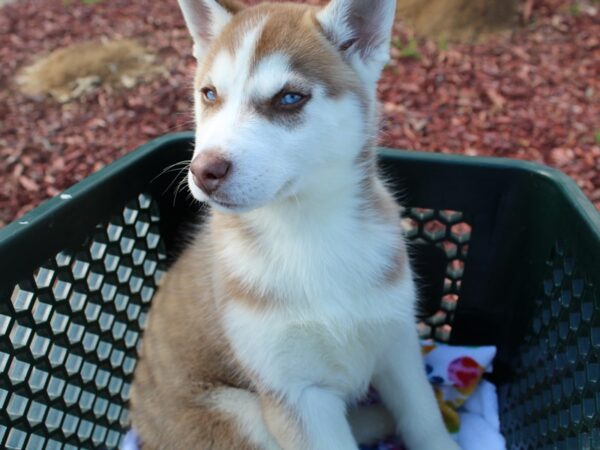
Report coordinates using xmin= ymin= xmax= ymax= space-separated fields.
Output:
xmin=0 ymin=194 xmax=166 ymax=450
xmin=499 ymin=241 xmax=600 ymax=450
xmin=402 ymin=208 xmax=472 ymax=342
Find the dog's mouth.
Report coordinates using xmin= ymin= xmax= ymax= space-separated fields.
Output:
xmin=210 ymin=198 xmax=242 ymax=209
xmin=207 ymin=178 xmax=298 ymax=212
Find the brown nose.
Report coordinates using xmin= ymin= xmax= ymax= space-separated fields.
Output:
xmin=190 ymin=152 xmax=232 ymax=195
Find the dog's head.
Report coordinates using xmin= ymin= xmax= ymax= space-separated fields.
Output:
xmin=180 ymin=0 xmax=396 ymax=212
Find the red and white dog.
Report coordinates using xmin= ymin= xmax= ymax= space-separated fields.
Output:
xmin=130 ymin=1 xmax=459 ymax=449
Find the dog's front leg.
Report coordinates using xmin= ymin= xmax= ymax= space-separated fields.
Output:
xmin=262 ymin=387 xmax=359 ymax=450
xmin=372 ymin=324 xmax=461 ymax=450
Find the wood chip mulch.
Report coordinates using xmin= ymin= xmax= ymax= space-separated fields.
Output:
xmin=1 ymin=0 xmax=599 ymax=227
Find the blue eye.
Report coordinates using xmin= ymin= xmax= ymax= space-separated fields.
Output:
xmin=202 ymin=87 xmax=218 ymax=103
xmin=280 ymin=92 xmax=305 ymax=106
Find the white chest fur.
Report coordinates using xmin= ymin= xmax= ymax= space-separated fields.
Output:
xmin=223 ymin=279 xmax=414 ymax=403
xmin=217 ymin=195 xmax=417 ymax=403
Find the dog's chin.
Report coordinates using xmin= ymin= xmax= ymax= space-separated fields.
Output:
xmin=208 ymin=198 xmax=258 ymax=214
xmin=188 ymin=177 xmax=298 ymax=214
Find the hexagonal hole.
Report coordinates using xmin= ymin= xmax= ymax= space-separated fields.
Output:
xmin=52 ymin=278 xmax=72 ymax=301
xmin=450 ymin=222 xmax=472 ymax=244
xmin=127 ymin=304 xmax=141 ymax=321
xmin=146 ymin=227 xmax=161 ymax=250
xmin=439 ymin=210 xmax=463 ymax=224
xmin=48 ymin=344 xmax=67 ymax=367
xmin=401 ymin=217 xmax=419 ymax=239
xmin=434 ymin=324 xmax=452 ymax=341
xmin=34 ymin=267 xmax=55 ymax=289
xmin=447 ymin=259 xmax=465 ymax=279
xmin=138 ymin=193 xmax=152 ymax=209
xmin=7 ymin=393 xmax=29 ymax=421
xmin=10 ymin=285 xmax=34 ymax=313
xmin=426 ymin=310 xmax=447 ymax=326
xmin=85 ymin=302 xmax=102 ymax=323
xmin=71 ymin=258 xmax=90 ymax=281
xmin=5 ymin=427 xmax=27 ymax=448
xmin=79 ymin=390 xmax=96 ymax=412
xmin=112 ymin=321 xmax=127 ymax=340
xmin=10 ymin=323 xmax=32 ymax=349
xmin=31 ymin=299 xmax=52 ymax=324
xmin=28 ymin=367 xmax=49 ymax=392
xmin=106 ymin=402 xmax=122 ymax=423
xmin=77 ymin=419 xmax=94 ymax=440
xmin=67 ymin=322 xmax=85 ymax=345
xmin=120 ymin=234 xmax=136 ymax=255
xmin=409 ymin=207 xmax=435 ymax=221
xmin=117 ymin=265 xmax=133 ymax=284
xmin=103 ymin=252 xmax=120 ymax=273
xmin=62 ymin=413 xmax=80 ymax=437
xmin=123 ymin=206 xmax=139 ymax=225
xmin=115 ymin=293 xmax=130 ymax=313
xmin=27 ymin=401 xmax=47 ymax=427
xmin=87 ymin=270 xmax=104 ymax=292
xmin=110 ymin=348 xmax=125 ymax=368
xmin=417 ymin=322 xmax=431 ymax=338
xmin=93 ymin=396 xmax=109 ymax=417
xmin=99 ymin=281 xmax=117 ymax=303
xmin=125 ymin=329 xmax=139 ymax=349
xmin=132 ymin=247 xmax=147 ymax=266
xmin=65 ymin=353 xmax=83 ymax=377
xmin=8 ymin=358 xmax=31 ymax=385
xmin=143 ymin=258 xmax=158 ymax=277
xmin=107 ymin=222 xmax=124 ymax=243
xmin=92 ymin=424 xmax=108 ymax=446
xmin=441 ymin=294 xmax=459 ymax=311
xmin=47 ymin=376 xmax=66 ymax=400
xmin=0 ymin=314 xmax=12 ymax=335
xmin=423 ymin=220 xmax=446 ymax=241
xmin=89 ymin=241 xmax=108 ymax=261
xmin=64 ymin=384 xmax=82 ymax=407
xmin=30 ymin=334 xmax=51 ymax=359
xmin=50 ymin=311 xmax=69 ymax=334
xmin=83 ymin=332 xmax=100 ymax=353
xmin=439 ymin=240 xmax=458 ymax=259
xmin=135 ymin=218 xmax=150 ymax=238
xmin=45 ymin=407 xmax=64 ymax=432
xmin=97 ymin=341 xmax=112 ymax=361
xmin=68 ymin=291 xmax=87 ymax=313
xmin=55 ymin=251 xmax=72 ymax=268
xmin=141 ymin=285 xmax=155 ymax=304
xmin=129 ymin=275 xmax=143 ymax=294
xmin=24 ymin=434 xmax=45 ymax=450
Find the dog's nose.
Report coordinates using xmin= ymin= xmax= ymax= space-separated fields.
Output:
xmin=190 ymin=152 xmax=232 ymax=195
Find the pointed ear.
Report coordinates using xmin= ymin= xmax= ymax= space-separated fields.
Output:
xmin=178 ymin=0 xmax=243 ymax=59
xmin=317 ymin=0 xmax=396 ymax=82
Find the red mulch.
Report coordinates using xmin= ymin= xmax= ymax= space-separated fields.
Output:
xmin=1 ymin=0 xmax=599 ymax=227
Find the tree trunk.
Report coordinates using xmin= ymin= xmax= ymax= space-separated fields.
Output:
xmin=396 ymin=0 xmax=517 ymax=40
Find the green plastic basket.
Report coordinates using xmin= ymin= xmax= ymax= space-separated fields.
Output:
xmin=0 ymin=132 xmax=599 ymax=449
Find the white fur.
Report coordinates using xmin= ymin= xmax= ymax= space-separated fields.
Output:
xmin=181 ymin=1 xmax=460 ymax=449
xmin=210 ymin=388 xmax=282 ymax=450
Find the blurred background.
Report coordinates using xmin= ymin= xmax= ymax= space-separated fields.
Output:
xmin=0 ymin=0 xmax=599 ymax=228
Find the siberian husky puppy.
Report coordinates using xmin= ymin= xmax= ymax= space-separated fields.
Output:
xmin=130 ymin=1 xmax=460 ymax=449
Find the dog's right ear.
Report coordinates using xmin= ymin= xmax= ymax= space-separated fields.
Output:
xmin=178 ymin=0 xmax=243 ymax=59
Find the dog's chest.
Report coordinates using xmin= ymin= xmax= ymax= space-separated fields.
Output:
xmin=223 ymin=303 xmax=399 ymax=399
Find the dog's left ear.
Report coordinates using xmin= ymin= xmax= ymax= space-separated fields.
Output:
xmin=178 ymin=0 xmax=244 ymax=59
xmin=318 ymin=0 xmax=396 ymax=84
